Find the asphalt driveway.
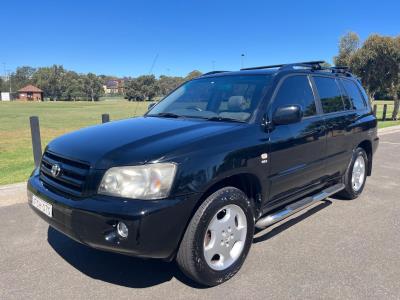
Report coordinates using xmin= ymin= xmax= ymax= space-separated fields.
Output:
xmin=1 ymin=129 xmax=399 ymax=299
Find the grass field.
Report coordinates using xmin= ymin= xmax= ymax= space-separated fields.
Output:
xmin=0 ymin=101 xmax=148 ymax=185
xmin=0 ymin=100 xmax=399 ymax=185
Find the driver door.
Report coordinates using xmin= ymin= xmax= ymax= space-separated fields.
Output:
xmin=267 ymin=75 xmax=326 ymax=208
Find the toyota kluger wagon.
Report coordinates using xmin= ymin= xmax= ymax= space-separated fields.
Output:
xmin=28 ymin=61 xmax=378 ymax=286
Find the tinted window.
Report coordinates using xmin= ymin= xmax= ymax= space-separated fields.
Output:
xmin=314 ymin=77 xmax=345 ymax=113
xmin=149 ymin=75 xmax=272 ymax=122
xmin=273 ymin=75 xmax=316 ymax=117
xmin=339 ymin=83 xmax=353 ymax=110
xmin=341 ymin=79 xmax=366 ymax=110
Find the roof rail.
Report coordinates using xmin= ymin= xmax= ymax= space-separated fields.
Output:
xmin=201 ymin=71 xmax=228 ymax=76
xmin=240 ymin=64 xmax=285 ymax=71
xmin=241 ymin=61 xmax=326 ymax=71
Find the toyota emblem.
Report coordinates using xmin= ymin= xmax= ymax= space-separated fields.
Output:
xmin=50 ymin=164 xmax=61 ymax=177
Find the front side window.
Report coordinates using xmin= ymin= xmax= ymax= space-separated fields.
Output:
xmin=272 ymin=75 xmax=316 ymax=117
xmin=314 ymin=77 xmax=345 ymax=113
xmin=148 ymin=75 xmax=272 ymax=122
xmin=341 ymin=79 xmax=366 ymax=110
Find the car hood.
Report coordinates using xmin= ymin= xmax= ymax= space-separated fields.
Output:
xmin=46 ymin=116 xmax=241 ymax=169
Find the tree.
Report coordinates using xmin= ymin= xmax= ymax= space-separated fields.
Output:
xmin=184 ymin=70 xmax=202 ymax=81
xmin=61 ymin=71 xmax=84 ymax=101
xmin=125 ymin=75 xmax=159 ymax=101
xmin=82 ymin=73 xmax=104 ymax=101
xmin=349 ymin=35 xmax=400 ymax=109
xmin=158 ymin=75 xmax=184 ymax=96
xmin=391 ymin=36 xmax=400 ymax=120
xmin=32 ymin=65 xmax=66 ymax=100
xmin=10 ymin=66 xmax=36 ymax=91
xmin=334 ymin=32 xmax=360 ymax=66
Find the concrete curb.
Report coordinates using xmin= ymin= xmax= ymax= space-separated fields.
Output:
xmin=0 ymin=182 xmax=26 ymax=191
xmin=378 ymin=124 xmax=400 ymax=135
xmin=0 ymin=182 xmax=27 ymax=208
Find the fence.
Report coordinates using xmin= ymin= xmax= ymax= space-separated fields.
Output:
xmin=373 ymin=103 xmax=397 ymax=121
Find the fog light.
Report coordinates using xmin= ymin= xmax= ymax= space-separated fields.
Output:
xmin=117 ymin=221 xmax=128 ymax=238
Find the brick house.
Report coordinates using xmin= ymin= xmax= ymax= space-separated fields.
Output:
xmin=18 ymin=85 xmax=43 ymax=101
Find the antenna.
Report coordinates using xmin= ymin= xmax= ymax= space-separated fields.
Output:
xmin=149 ymin=53 xmax=159 ymax=75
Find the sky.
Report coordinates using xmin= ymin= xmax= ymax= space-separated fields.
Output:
xmin=1 ymin=0 xmax=399 ymax=77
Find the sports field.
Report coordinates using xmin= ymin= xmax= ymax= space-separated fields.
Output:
xmin=0 ymin=101 xmax=148 ymax=185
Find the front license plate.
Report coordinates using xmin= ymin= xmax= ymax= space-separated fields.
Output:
xmin=32 ymin=195 xmax=53 ymax=218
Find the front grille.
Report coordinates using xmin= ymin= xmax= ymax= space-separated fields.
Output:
xmin=40 ymin=151 xmax=90 ymax=197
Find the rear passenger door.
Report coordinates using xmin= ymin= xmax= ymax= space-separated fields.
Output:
xmin=267 ymin=75 xmax=326 ymax=207
xmin=311 ymin=76 xmax=353 ymax=179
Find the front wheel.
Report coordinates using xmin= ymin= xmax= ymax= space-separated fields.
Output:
xmin=338 ymin=147 xmax=368 ymax=199
xmin=176 ymin=187 xmax=254 ymax=286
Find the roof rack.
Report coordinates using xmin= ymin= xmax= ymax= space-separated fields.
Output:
xmin=320 ymin=66 xmax=353 ymax=77
xmin=241 ymin=61 xmax=326 ymax=71
xmin=240 ymin=61 xmax=354 ymax=77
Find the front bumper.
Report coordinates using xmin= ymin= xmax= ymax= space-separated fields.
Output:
xmin=27 ymin=173 xmax=199 ymax=259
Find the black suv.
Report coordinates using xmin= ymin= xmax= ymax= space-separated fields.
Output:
xmin=28 ymin=61 xmax=379 ymax=286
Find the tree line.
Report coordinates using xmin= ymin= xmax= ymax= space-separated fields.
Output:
xmin=0 ymin=66 xmax=202 ymax=102
xmin=124 ymin=70 xmax=202 ymax=101
xmin=334 ymin=32 xmax=400 ymax=120
xmin=0 ymin=65 xmax=104 ymax=101
xmin=1 ymin=32 xmax=399 ymax=119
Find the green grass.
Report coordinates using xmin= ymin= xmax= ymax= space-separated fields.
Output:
xmin=0 ymin=99 xmax=399 ymax=185
xmin=0 ymin=100 xmax=148 ymax=185
xmin=373 ymin=100 xmax=400 ymax=128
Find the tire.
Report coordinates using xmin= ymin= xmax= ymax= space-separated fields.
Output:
xmin=337 ymin=147 xmax=368 ymax=200
xmin=176 ymin=187 xmax=254 ymax=286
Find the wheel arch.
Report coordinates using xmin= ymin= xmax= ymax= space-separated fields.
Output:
xmin=357 ymin=140 xmax=373 ymax=176
xmin=196 ymin=172 xmax=263 ymax=217
xmin=171 ymin=172 xmax=263 ymax=261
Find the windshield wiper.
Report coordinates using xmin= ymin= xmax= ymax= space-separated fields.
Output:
xmin=149 ymin=112 xmax=182 ymax=118
xmin=205 ymin=116 xmax=246 ymax=123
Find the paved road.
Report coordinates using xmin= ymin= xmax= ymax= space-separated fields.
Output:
xmin=1 ymin=130 xmax=400 ymax=299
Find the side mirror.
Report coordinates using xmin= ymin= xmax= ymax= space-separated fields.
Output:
xmin=148 ymin=102 xmax=156 ymax=111
xmin=272 ymin=105 xmax=303 ymax=125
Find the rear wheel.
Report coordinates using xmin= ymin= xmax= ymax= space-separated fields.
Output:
xmin=176 ymin=187 xmax=254 ymax=286
xmin=338 ymin=147 xmax=368 ymax=199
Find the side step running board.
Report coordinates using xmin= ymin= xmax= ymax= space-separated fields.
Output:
xmin=255 ymin=183 xmax=345 ymax=229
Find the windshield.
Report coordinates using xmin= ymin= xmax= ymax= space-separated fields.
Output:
xmin=147 ymin=75 xmax=273 ymax=122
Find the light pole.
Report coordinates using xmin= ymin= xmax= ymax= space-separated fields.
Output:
xmin=7 ymin=70 xmax=12 ymax=94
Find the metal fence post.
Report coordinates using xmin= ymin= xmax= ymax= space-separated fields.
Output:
xmin=382 ymin=104 xmax=387 ymax=121
xmin=102 ymin=114 xmax=110 ymax=123
xmin=373 ymin=104 xmax=377 ymax=117
xmin=30 ymin=116 xmax=42 ymax=168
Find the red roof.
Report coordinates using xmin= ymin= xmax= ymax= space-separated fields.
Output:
xmin=18 ymin=85 xmax=43 ymax=93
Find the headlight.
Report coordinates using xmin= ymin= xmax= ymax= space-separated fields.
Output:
xmin=98 ymin=163 xmax=177 ymax=200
